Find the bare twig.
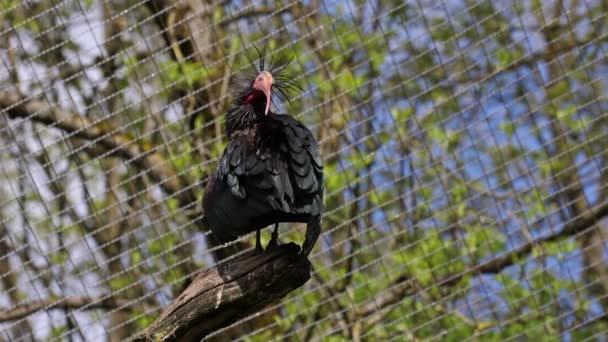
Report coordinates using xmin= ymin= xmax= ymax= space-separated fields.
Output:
xmin=0 ymin=89 xmax=196 ymax=208
xmin=356 ymin=199 xmax=608 ymax=320
xmin=0 ymin=296 xmax=155 ymax=322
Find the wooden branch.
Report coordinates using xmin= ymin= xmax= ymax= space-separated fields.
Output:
xmin=446 ymin=199 xmax=608 ymax=280
xmin=358 ymin=199 xmax=608 ymax=319
xmin=0 ymin=89 xmax=195 ymax=206
xmin=131 ymin=243 xmax=311 ymax=341
xmin=0 ymin=296 xmax=152 ymax=322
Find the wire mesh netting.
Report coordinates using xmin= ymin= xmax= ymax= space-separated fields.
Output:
xmin=1 ymin=0 xmax=607 ymax=340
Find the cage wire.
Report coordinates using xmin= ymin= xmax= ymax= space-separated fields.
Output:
xmin=0 ymin=0 xmax=607 ymax=340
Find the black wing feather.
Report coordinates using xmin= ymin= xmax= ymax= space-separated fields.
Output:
xmin=207 ymin=114 xmax=323 ymax=242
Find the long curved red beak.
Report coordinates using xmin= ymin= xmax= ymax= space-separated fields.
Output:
xmin=253 ymin=71 xmax=273 ymax=115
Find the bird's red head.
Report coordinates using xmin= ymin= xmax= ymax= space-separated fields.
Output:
xmin=225 ymin=48 xmax=302 ymax=135
xmin=248 ymin=71 xmax=274 ymax=116
xmin=232 ymin=49 xmax=301 ymax=113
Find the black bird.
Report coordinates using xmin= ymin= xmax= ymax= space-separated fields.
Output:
xmin=202 ymin=54 xmax=324 ymax=256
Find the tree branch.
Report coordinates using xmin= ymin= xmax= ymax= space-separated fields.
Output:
xmin=131 ymin=243 xmax=310 ymax=341
xmin=451 ymin=199 xmax=608 ymax=278
xmin=0 ymin=296 xmax=153 ymax=322
xmin=358 ymin=199 xmax=608 ymax=319
xmin=0 ymin=89 xmax=196 ymax=207
xmin=219 ymin=7 xmax=290 ymax=27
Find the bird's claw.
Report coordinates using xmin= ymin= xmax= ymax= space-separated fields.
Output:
xmin=254 ymin=244 xmax=264 ymax=254
xmin=265 ymin=224 xmax=280 ymax=252
xmin=266 ymin=236 xmax=280 ymax=252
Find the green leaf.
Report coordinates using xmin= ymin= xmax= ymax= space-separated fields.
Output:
xmin=391 ymin=107 xmax=413 ymax=123
xmin=500 ymin=121 xmax=516 ymax=136
xmin=556 ymin=105 xmax=576 ymax=120
xmin=496 ymin=48 xmax=512 ymax=67
xmin=131 ymin=251 xmax=143 ymax=264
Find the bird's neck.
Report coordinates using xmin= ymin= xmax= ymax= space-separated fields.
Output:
xmin=225 ymin=104 xmax=274 ymax=136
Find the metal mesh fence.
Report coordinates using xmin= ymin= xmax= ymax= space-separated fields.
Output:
xmin=1 ymin=0 xmax=607 ymax=340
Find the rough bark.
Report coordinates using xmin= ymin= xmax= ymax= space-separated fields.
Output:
xmin=131 ymin=243 xmax=310 ymax=341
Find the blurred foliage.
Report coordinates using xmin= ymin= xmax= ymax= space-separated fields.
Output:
xmin=0 ymin=0 xmax=607 ymax=341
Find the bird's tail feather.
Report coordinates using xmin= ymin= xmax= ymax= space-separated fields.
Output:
xmin=301 ymin=216 xmax=321 ymax=256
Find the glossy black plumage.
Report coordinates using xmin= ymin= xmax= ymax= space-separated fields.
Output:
xmin=202 ymin=53 xmax=323 ymax=256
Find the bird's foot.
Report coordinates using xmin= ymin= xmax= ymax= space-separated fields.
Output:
xmin=255 ymin=244 xmax=264 ymax=254
xmin=266 ymin=228 xmax=279 ymax=252
xmin=266 ymin=224 xmax=280 ymax=252
xmin=266 ymin=237 xmax=280 ymax=252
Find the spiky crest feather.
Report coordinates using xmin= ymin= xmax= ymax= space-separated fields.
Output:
xmin=225 ymin=47 xmax=303 ymax=136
